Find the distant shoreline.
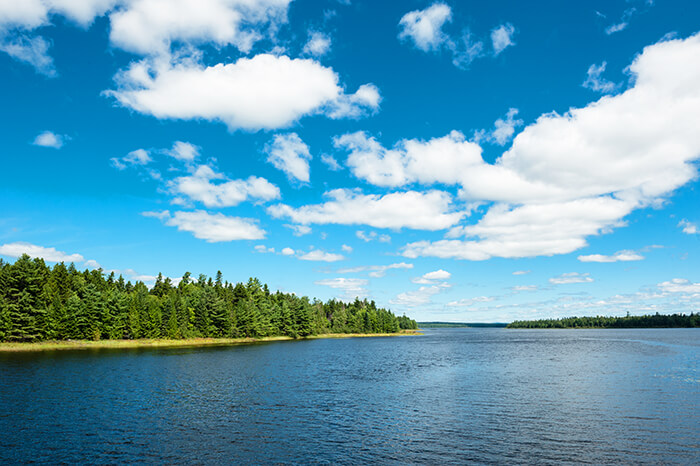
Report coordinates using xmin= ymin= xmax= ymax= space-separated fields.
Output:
xmin=0 ymin=330 xmax=421 ymax=353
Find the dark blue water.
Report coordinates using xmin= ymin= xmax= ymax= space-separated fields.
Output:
xmin=1 ymin=328 xmax=698 ymax=464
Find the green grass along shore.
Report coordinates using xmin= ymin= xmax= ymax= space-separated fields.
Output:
xmin=0 ymin=329 xmax=421 ymax=352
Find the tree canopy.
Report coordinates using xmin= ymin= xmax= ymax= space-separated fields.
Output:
xmin=0 ymin=255 xmax=417 ymax=342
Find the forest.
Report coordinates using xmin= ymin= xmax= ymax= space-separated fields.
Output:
xmin=0 ymin=255 xmax=417 ymax=342
xmin=507 ymin=313 xmax=699 ymax=329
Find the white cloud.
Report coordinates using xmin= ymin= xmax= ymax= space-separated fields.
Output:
xmin=281 ymin=247 xmax=295 ymax=255
xmin=303 ymin=31 xmax=331 ymax=57
xmin=447 ymin=296 xmax=494 ymax=307
xmin=337 ymin=262 xmax=413 ymax=278
xmin=269 ymin=189 xmax=464 ymax=231
xmin=583 ymin=62 xmax=618 ymax=94
xmin=491 ymin=23 xmax=515 ymax=55
xmin=578 ymin=250 xmax=644 ymax=263
xmin=315 ymin=277 xmax=368 ymax=299
xmin=148 ymin=210 xmax=265 ymax=242
xmin=111 ymin=148 xmax=152 ymax=169
xmin=325 ymin=83 xmax=381 ymax=119
xmin=605 ymin=22 xmax=628 ymax=35
xmin=107 ymin=0 xmax=291 ymax=55
xmin=356 ymin=230 xmax=391 ymax=243
xmin=412 ymin=269 xmax=451 ymax=284
xmin=106 ymin=54 xmax=380 ymax=131
xmin=168 ymin=164 xmax=280 ymax=208
xmin=398 ymin=2 xmax=451 ymax=52
xmin=84 ymin=259 xmax=102 ymax=269
xmin=166 ymin=141 xmax=200 ymax=162
xmin=449 ymin=32 xmax=484 ymax=68
xmin=33 ymin=130 xmax=66 ymax=148
xmin=0 ymin=241 xmax=84 ymax=263
xmin=265 ymin=133 xmax=312 ymax=183
xmin=297 ymin=249 xmax=344 ymax=262
xmin=336 ymin=130 xmax=483 ymax=188
xmin=658 ymin=278 xmax=700 ymax=294
xmin=403 ymin=33 xmax=700 ymax=260
xmin=489 ymin=108 xmax=523 ymax=145
xmin=391 ymin=283 xmax=450 ymax=308
xmin=423 ymin=269 xmax=451 ymax=281
xmin=0 ymin=34 xmax=55 ymax=76
xmin=679 ymin=219 xmax=698 ymax=234
xmin=321 ymin=153 xmax=342 ymax=171
xmin=141 ymin=210 xmax=171 ymax=221
xmin=0 ymin=0 xmax=290 ymax=74
xmin=254 ymin=244 xmax=275 ymax=253
xmin=341 ymin=244 xmax=352 ymax=253
xmin=512 ymin=270 xmax=531 ymax=275
xmin=284 ymin=224 xmax=312 ymax=236
xmin=549 ymin=272 xmax=594 ymax=285
xmin=512 ymin=285 xmax=537 ymax=292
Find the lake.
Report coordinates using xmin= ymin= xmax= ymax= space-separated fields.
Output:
xmin=1 ymin=328 xmax=698 ymax=464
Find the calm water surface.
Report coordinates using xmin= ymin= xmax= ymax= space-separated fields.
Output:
xmin=1 ymin=328 xmax=698 ymax=464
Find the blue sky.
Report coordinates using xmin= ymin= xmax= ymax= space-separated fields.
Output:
xmin=1 ymin=0 xmax=699 ymax=322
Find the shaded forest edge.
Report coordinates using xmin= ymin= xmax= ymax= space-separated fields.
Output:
xmin=507 ymin=313 xmax=699 ymax=329
xmin=0 ymin=255 xmax=418 ymax=343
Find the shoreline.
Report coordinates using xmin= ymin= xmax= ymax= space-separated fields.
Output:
xmin=0 ymin=330 xmax=421 ymax=353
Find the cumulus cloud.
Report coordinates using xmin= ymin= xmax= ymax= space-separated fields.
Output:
xmin=146 ymin=210 xmax=265 ymax=242
xmin=265 ymin=133 xmax=312 ymax=183
xmin=356 ymin=230 xmax=391 ymax=243
xmin=489 ymin=108 xmax=523 ymax=145
xmin=397 ymin=3 xmax=517 ymax=68
xmin=513 ymin=270 xmax=531 ymax=275
xmin=303 ymin=31 xmax=331 ymax=57
xmin=111 ymin=148 xmax=152 ymax=169
xmin=166 ymin=141 xmax=200 ymax=162
xmin=106 ymin=54 xmax=380 ymax=131
xmin=391 ymin=282 xmax=450 ymax=308
xmin=337 ymin=262 xmax=413 ymax=278
xmin=284 ymin=224 xmax=312 ymax=236
xmin=0 ymin=0 xmax=290 ymax=73
xmin=678 ymin=219 xmax=698 ymax=234
xmin=491 ymin=23 xmax=515 ymax=55
xmin=168 ymin=164 xmax=280 ymax=208
xmin=268 ymin=189 xmax=464 ymax=231
xmin=315 ymin=277 xmax=368 ymax=300
xmin=398 ymin=2 xmax=452 ymax=52
xmin=582 ymin=62 xmax=619 ymax=94
xmin=402 ymin=33 xmax=700 ymax=260
xmin=297 ymin=249 xmax=344 ymax=262
xmin=281 ymin=247 xmax=295 ymax=255
xmin=0 ymin=241 xmax=84 ymax=263
xmin=657 ymin=278 xmax=700 ymax=294
xmin=412 ymin=269 xmax=451 ymax=284
xmin=108 ymin=0 xmax=290 ymax=55
xmin=578 ymin=250 xmax=644 ymax=263
xmin=32 ymin=130 xmax=66 ymax=148
xmin=549 ymin=272 xmax=594 ymax=285
xmin=336 ymin=130 xmax=483 ymax=188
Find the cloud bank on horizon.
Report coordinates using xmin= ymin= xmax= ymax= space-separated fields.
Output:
xmin=1 ymin=0 xmax=699 ymax=322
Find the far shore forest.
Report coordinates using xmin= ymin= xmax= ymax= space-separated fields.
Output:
xmin=507 ymin=314 xmax=699 ymax=329
xmin=0 ymin=255 xmax=417 ymax=343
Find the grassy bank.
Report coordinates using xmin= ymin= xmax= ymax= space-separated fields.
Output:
xmin=0 ymin=329 xmax=421 ymax=353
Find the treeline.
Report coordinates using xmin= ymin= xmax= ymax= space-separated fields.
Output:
xmin=0 ymin=255 xmax=417 ymax=342
xmin=507 ymin=313 xmax=700 ymax=329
